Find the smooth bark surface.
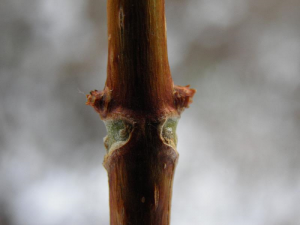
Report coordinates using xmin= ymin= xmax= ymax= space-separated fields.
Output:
xmin=87 ymin=0 xmax=195 ymax=224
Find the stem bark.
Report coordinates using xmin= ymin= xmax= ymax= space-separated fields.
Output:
xmin=87 ymin=1 xmax=195 ymax=224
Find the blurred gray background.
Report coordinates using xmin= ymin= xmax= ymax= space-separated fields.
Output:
xmin=1 ymin=0 xmax=300 ymax=224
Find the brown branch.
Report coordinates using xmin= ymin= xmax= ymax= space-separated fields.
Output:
xmin=86 ymin=0 xmax=195 ymax=224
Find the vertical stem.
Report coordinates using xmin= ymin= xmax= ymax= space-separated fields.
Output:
xmin=87 ymin=0 xmax=195 ymax=225
xmin=106 ymin=0 xmax=173 ymax=113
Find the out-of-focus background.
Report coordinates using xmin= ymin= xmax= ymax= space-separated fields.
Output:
xmin=1 ymin=0 xmax=300 ymax=224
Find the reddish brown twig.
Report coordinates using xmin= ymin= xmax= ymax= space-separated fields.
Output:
xmin=87 ymin=0 xmax=195 ymax=224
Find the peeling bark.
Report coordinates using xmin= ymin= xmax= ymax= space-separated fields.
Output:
xmin=86 ymin=0 xmax=195 ymax=224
